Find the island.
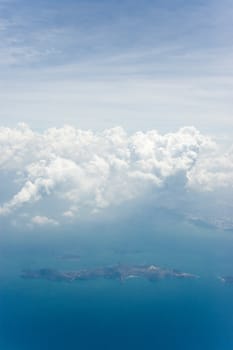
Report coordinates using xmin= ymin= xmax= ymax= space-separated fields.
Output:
xmin=218 ymin=276 xmax=233 ymax=284
xmin=21 ymin=264 xmax=198 ymax=283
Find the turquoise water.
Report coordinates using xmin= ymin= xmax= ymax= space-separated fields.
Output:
xmin=1 ymin=210 xmax=233 ymax=349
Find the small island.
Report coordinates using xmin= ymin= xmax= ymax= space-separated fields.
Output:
xmin=218 ymin=276 xmax=233 ymax=284
xmin=58 ymin=253 xmax=81 ymax=261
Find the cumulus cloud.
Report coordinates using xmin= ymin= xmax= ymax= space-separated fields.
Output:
xmin=0 ymin=124 xmax=232 ymax=225
xmin=31 ymin=215 xmax=58 ymax=226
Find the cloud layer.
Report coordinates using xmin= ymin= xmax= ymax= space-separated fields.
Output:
xmin=0 ymin=124 xmax=232 ymax=225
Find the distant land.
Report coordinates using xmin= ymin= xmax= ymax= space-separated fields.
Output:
xmin=187 ymin=215 xmax=233 ymax=231
xmin=57 ymin=253 xmax=81 ymax=261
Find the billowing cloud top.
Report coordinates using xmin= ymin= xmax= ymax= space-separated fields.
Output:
xmin=0 ymin=124 xmax=232 ymax=227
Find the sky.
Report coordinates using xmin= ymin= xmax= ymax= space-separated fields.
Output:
xmin=0 ymin=0 xmax=232 ymax=134
xmin=0 ymin=0 xmax=232 ymax=228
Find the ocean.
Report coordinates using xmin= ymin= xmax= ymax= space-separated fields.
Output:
xmin=1 ymin=209 xmax=233 ymax=350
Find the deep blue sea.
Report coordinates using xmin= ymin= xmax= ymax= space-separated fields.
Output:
xmin=1 ymin=209 xmax=233 ymax=349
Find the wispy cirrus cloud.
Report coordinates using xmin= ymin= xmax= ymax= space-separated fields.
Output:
xmin=0 ymin=0 xmax=232 ymax=133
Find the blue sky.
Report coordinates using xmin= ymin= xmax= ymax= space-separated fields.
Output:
xmin=0 ymin=0 xmax=232 ymax=134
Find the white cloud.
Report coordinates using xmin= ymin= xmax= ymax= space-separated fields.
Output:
xmin=63 ymin=210 xmax=75 ymax=218
xmin=0 ymin=124 xmax=232 ymax=224
xmin=187 ymin=150 xmax=233 ymax=191
xmin=31 ymin=215 xmax=58 ymax=226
